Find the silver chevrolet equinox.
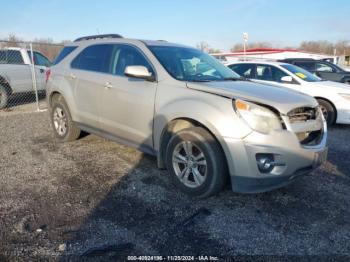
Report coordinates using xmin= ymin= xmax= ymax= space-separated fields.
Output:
xmin=47 ymin=34 xmax=328 ymax=197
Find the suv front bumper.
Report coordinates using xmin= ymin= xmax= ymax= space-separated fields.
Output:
xmin=223 ymin=122 xmax=327 ymax=193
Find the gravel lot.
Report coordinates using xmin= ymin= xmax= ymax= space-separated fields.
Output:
xmin=0 ymin=106 xmax=349 ymax=261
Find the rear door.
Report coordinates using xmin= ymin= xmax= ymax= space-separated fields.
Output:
xmin=99 ymin=44 xmax=157 ymax=151
xmin=1 ymin=50 xmax=32 ymax=93
xmin=227 ymin=63 xmax=256 ymax=79
xmin=70 ymin=44 xmax=113 ymax=128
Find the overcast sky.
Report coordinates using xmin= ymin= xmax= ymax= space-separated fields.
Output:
xmin=1 ymin=0 xmax=349 ymax=51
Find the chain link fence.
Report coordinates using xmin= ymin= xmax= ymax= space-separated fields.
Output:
xmin=0 ymin=40 xmax=63 ymax=112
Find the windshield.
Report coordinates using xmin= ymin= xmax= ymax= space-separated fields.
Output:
xmin=148 ymin=46 xmax=240 ymax=82
xmin=281 ymin=64 xmax=321 ymax=82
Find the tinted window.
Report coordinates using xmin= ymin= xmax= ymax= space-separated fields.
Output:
xmin=316 ymin=62 xmax=335 ymax=73
xmin=27 ymin=51 xmax=51 ymax=67
xmin=111 ymin=45 xmax=154 ymax=76
xmin=294 ymin=61 xmax=315 ymax=71
xmin=0 ymin=50 xmax=6 ymax=63
xmin=229 ymin=64 xmax=255 ymax=78
xmin=7 ymin=50 xmax=24 ymax=64
xmin=53 ymin=46 xmax=77 ymax=65
xmin=71 ymin=44 xmax=113 ymax=73
xmin=149 ymin=46 xmax=240 ymax=81
xmin=256 ymin=65 xmax=288 ymax=82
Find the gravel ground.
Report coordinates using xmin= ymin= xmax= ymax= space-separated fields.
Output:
xmin=0 ymin=108 xmax=349 ymax=261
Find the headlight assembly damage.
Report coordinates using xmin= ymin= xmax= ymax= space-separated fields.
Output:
xmin=234 ymin=99 xmax=283 ymax=134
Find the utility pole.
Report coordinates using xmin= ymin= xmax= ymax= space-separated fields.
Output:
xmin=243 ymin=32 xmax=248 ymax=61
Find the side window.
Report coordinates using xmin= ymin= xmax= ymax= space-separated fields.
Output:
xmin=7 ymin=50 xmax=24 ymax=64
xmin=71 ymin=44 xmax=113 ymax=73
xmin=294 ymin=62 xmax=315 ymax=72
xmin=112 ymin=45 xmax=154 ymax=76
xmin=32 ymin=52 xmax=51 ymax=67
xmin=0 ymin=51 xmax=6 ymax=63
xmin=316 ymin=63 xmax=335 ymax=73
xmin=53 ymin=46 xmax=77 ymax=65
xmin=256 ymin=65 xmax=288 ymax=82
xmin=229 ymin=64 xmax=255 ymax=78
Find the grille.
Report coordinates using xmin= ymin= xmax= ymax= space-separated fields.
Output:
xmin=288 ymin=107 xmax=323 ymax=146
xmin=288 ymin=107 xmax=318 ymax=123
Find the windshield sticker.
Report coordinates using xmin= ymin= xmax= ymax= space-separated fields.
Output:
xmin=295 ymin=72 xmax=307 ymax=79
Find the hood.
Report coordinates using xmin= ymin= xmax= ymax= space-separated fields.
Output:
xmin=186 ymin=80 xmax=317 ymax=115
xmin=313 ymin=80 xmax=350 ymax=94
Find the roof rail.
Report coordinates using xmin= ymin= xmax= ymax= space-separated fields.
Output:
xmin=74 ymin=34 xmax=123 ymax=42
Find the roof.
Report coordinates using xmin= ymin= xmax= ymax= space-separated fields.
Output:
xmin=69 ymin=34 xmax=191 ymax=49
xmin=236 ymin=48 xmax=299 ymax=53
xmin=226 ymin=60 xmax=290 ymax=66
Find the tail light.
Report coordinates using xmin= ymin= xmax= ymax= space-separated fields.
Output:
xmin=45 ymin=69 xmax=51 ymax=83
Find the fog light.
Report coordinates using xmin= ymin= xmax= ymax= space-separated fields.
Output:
xmin=256 ymin=153 xmax=275 ymax=173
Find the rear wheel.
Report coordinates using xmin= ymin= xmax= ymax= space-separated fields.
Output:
xmin=166 ymin=127 xmax=227 ymax=198
xmin=0 ymin=85 xmax=9 ymax=109
xmin=317 ymin=98 xmax=336 ymax=126
xmin=50 ymin=95 xmax=81 ymax=142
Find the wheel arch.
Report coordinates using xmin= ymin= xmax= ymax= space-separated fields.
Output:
xmin=157 ymin=117 xmax=230 ymax=181
xmin=0 ymin=75 xmax=13 ymax=95
xmin=49 ymin=91 xmax=64 ymax=106
xmin=315 ymin=96 xmax=337 ymax=123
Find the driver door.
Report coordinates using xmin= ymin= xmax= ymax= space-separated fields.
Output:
xmin=99 ymin=44 xmax=157 ymax=151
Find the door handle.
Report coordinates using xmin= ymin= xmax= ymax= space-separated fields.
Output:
xmin=70 ymin=73 xmax=76 ymax=79
xmin=104 ymin=82 xmax=113 ymax=89
xmin=40 ymin=68 xmax=45 ymax=73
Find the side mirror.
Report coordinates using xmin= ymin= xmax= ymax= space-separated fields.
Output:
xmin=124 ymin=65 xmax=155 ymax=81
xmin=281 ymin=75 xmax=293 ymax=83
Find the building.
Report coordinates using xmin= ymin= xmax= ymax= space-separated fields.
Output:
xmin=212 ymin=48 xmax=337 ymax=64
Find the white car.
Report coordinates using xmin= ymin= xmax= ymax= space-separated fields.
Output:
xmin=0 ymin=47 xmax=51 ymax=108
xmin=227 ymin=61 xmax=350 ymax=125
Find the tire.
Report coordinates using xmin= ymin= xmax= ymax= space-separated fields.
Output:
xmin=50 ymin=95 xmax=81 ymax=142
xmin=0 ymin=85 xmax=9 ymax=109
xmin=317 ymin=98 xmax=336 ymax=126
xmin=165 ymin=127 xmax=227 ymax=198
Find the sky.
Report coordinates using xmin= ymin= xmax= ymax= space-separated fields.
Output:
xmin=1 ymin=0 xmax=349 ymax=51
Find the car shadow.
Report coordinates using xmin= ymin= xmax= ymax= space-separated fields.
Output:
xmin=0 ymin=92 xmax=46 ymax=110
xmin=326 ymin=124 xmax=350 ymax=178
xmin=56 ymin=117 xmax=350 ymax=260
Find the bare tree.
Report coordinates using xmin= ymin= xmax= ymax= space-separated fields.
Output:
xmin=230 ymin=41 xmax=272 ymax=52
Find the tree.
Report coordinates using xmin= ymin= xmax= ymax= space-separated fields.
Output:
xmin=230 ymin=41 xmax=272 ymax=52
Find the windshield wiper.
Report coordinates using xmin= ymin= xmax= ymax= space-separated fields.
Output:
xmin=188 ymin=79 xmax=212 ymax=82
xmin=222 ymin=77 xmax=248 ymax=81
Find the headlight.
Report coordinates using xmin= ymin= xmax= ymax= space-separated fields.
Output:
xmin=339 ymin=93 xmax=350 ymax=101
xmin=234 ymin=99 xmax=282 ymax=134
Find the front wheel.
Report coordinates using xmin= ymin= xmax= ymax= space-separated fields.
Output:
xmin=317 ymin=99 xmax=336 ymax=126
xmin=166 ymin=127 xmax=227 ymax=198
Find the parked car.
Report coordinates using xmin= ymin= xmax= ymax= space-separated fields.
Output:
xmin=47 ymin=34 xmax=327 ymax=197
xmin=0 ymin=47 xmax=51 ymax=108
xmin=279 ymin=58 xmax=350 ymax=84
xmin=228 ymin=61 xmax=350 ymax=125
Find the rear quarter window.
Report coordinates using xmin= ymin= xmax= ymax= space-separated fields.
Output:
xmin=53 ymin=46 xmax=78 ymax=65
xmin=71 ymin=44 xmax=113 ymax=73
xmin=7 ymin=50 xmax=24 ymax=64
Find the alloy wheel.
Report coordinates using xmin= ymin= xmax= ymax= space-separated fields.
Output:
xmin=53 ymin=107 xmax=67 ymax=136
xmin=172 ymin=141 xmax=207 ymax=188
